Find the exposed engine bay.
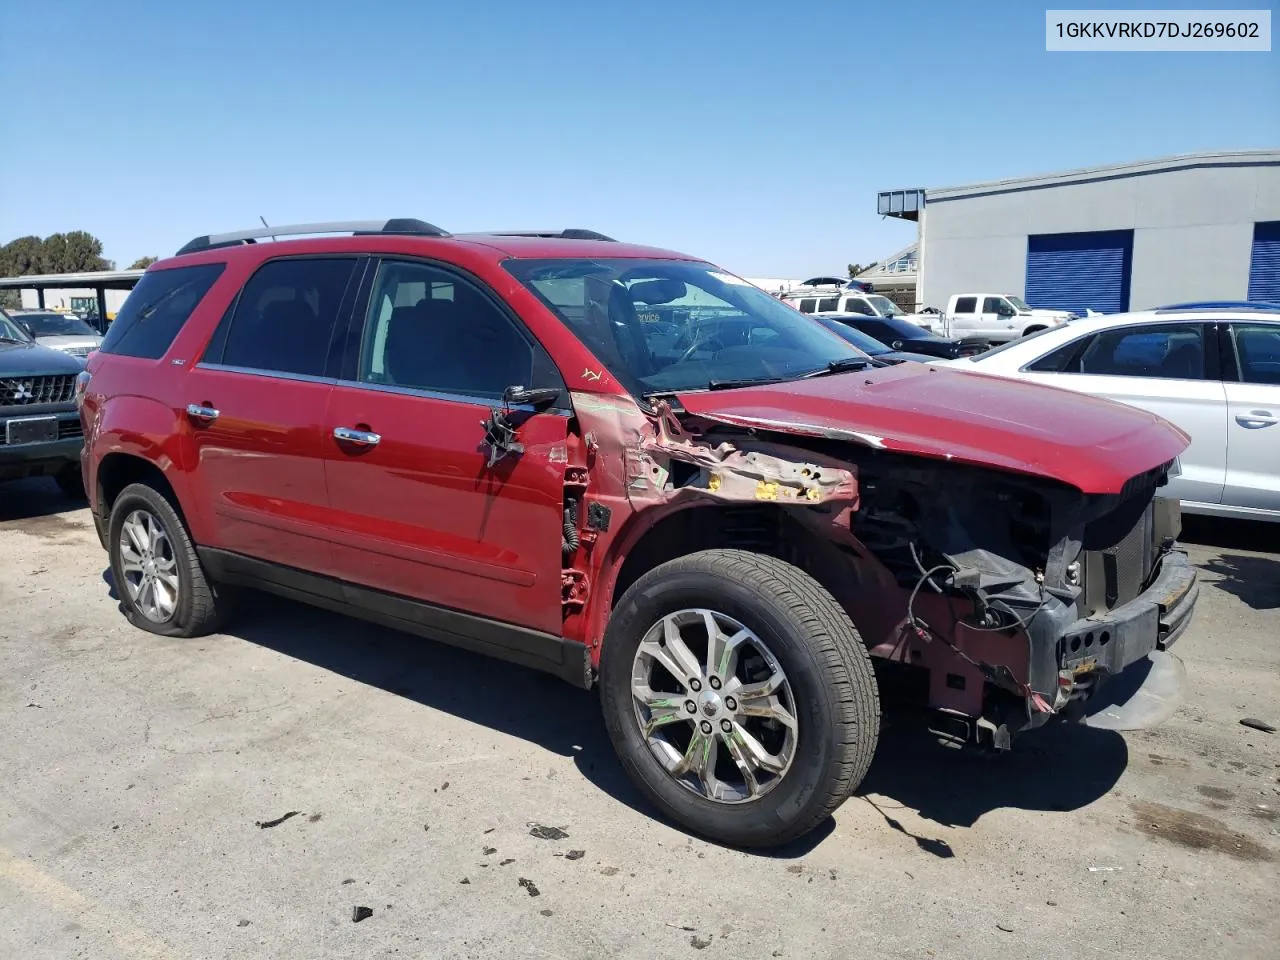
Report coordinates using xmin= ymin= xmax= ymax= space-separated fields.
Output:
xmin=562 ymin=394 xmax=1195 ymax=751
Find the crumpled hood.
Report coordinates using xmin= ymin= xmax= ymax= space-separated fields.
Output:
xmin=676 ymin=363 xmax=1189 ymax=494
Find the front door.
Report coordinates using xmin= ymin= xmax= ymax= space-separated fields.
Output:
xmin=1223 ymin=320 xmax=1280 ymax=512
xmin=321 ymin=258 xmax=570 ymax=635
xmin=184 ymin=255 xmax=361 ymax=575
xmin=1033 ymin=321 xmax=1227 ymax=507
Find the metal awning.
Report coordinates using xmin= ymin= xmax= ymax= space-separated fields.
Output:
xmin=0 ymin=269 xmax=144 ymax=330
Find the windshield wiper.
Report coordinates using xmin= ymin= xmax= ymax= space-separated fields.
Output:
xmin=0 ymin=336 xmax=27 ymax=344
xmin=801 ymin=357 xmax=874 ymax=379
xmin=706 ymin=375 xmax=788 ymax=391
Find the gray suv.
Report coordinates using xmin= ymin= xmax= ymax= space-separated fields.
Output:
xmin=0 ymin=308 xmax=86 ymax=497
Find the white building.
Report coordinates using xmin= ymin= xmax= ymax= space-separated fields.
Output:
xmin=878 ymin=150 xmax=1280 ymax=313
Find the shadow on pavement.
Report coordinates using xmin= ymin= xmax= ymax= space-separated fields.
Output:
xmin=0 ymin=476 xmax=86 ymax=524
xmin=857 ymin=716 xmax=1128 ymax=843
xmin=1181 ymin=515 xmax=1276 ymax=553
xmin=112 ymin=584 xmax=1129 ymax=858
xmin=1198 ymin=553 xmax=1280 ymax=610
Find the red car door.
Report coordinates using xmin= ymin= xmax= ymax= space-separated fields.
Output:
xmin=183 ymin=255 xmax=362 ymax=575
xmin=321 ymin=258 xmax=569 ymax=635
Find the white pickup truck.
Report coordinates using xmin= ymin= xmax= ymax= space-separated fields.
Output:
xmin=932 ymin=294 xmax=1077 ymax=343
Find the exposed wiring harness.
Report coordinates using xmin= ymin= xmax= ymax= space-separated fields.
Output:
xmin=904 ymin=545 xmax=1053 ymax=715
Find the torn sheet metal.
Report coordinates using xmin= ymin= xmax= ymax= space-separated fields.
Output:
xmin=642 ymin=401 xmax=858 ymax=505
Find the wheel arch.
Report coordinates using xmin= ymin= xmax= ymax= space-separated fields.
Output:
xmin=591 ymin=503 xmax=861 ymax=655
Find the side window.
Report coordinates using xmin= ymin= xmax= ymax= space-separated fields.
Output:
xmin=842 ymin=298 xmax=875 ymax=315
xmin=982 ymin=296 xmax=1005 ymax=314
xmin=1027 ymin=336 xmax=1090 ymax=373
xmin=1078 ymin=324 xmax=1206 ymax=380
xmin=953 ymin=296 xmax=976 ymax=313
xmin=99 ymin=263 xmax=225 ymax=359
xmin=797 ymin=299 xmax=817 ymax=314
xmin=817 ymin=297 xmax=840 ymax=312
xmin=1232 ymin=323 xmax=1280 ymax=385
xmin=358 ymin=260 xmax=539 ymax=400
xmin=209 ymin=258 xmax=357 ymax=377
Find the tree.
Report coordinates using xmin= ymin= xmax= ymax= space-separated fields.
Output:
xmin=128 ymin=256 xmax=159 ymax=270
xmin=847 ymin=262 xmax=878 ymax=278
xmin=37 ymin=231 xmax=111 ymax=273
xmin=0 ymin=235 xmax=45 ymax=277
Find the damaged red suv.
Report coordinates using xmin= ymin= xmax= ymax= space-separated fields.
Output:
xmin=78 ymin=220 xmax=1197 ymax=847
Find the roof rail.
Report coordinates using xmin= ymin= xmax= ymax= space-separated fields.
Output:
xmin=466 ymin=229 xmax=617 ymax=242
xmin=175 ymin=218 xmax=451 ymax=256
xmin=1155 ymin=300 xmax=1280 ymax=312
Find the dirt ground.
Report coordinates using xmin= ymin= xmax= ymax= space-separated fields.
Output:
xmin=1 ymin=477 xmax=1277 ymax=960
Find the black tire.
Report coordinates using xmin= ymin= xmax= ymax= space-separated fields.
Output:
xmin=54 ymin=463 xmax=86 ymax=500
xmin=600 ymin=549 xmax=880 ymax=848
xmin=107 ymin=482 xmax=230 ymax=637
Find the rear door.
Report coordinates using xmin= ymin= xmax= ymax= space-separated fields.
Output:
xmin=1025 ymin=321 xmax=1226 ymax=506
xmin=183 ymin=255 xmax=362 ymax=574
xmin=321 ymin=257 xmax=570 ymax=635
xmin=1222 ymin=319 xmax=1280 ymax=512
xmin=948 ymin=296 xmax=978 ymax=337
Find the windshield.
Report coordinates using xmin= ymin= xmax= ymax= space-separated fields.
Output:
xmin=814 ymin=316 xmax=888 ymax=355
xmin=505 ymin=258 xmax=864 ymax=394
xmin=866 ymin=295 xmax=905 ymax=317
xmin=0 ymin=311 xmax=32 ymax=342
xmin=18 ymin=312 xmax=97 ymax=336
xmin=1008 ymin=296 xmax=1031 ymax=311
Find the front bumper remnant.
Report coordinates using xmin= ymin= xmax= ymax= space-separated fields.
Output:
xmin=1058 ymin=549 xmax=1198 ymax=678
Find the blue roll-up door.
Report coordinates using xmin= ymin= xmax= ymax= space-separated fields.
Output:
xmin=1247 ymin=221 xmax=1280 ymax=302
xmin=1025 ymin=229 xmax=1134 ymax=314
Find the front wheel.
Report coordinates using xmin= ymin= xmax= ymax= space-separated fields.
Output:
xmin=600 ymin=549 xmax=880 ymax=848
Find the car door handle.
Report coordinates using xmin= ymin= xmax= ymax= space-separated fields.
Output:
xmin=185 ymin=403 xmax=220 ymax=423
xmin=333 ymin=426 xmax=381 ymax=446
xmin=1235 ymin=411 xmax=1278 ymax=429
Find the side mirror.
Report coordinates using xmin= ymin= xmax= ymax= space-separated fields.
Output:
xmin=998 ymin=303 xmax=1016 ymax=317
xmin=503 ymin=385 xmax=561 ymax=410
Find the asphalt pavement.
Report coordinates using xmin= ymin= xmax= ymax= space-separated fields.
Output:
xmin=1 ymin=478 xmax=1276 ymax=960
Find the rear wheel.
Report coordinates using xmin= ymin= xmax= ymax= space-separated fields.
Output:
xmin=107 ymin=482 xmax=230 ymax=637
xmin=600 ymin=549 xmax=880 ymax=848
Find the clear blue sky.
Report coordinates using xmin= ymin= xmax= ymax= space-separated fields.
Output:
xmin=1 ymin=0 xmax=1276 ymax=276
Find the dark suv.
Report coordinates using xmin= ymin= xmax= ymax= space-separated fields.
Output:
xmin=0 ymin=307 xmax=86 ymax=496
xmin=79 ymin=220 xmax=1198 ymax=847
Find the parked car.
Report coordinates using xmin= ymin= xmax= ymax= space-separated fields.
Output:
xmin=939 ymin=293 xmax=1076 ymax=343
xmin=8 ymin=310 xmax=104 ymax=358
xmin=781 ymin=284 xmax=937 ymax=330
xmin=820 ymin=313 xmax=986 ymax=360
xmin=934 ymin=301 xmax=1280 ymax=522
xmin=0 ymin=308 xmax=88 ymax=496
xmin=813 ymin=315 xmax=935 ymax=363
xmin=78 ymin=219 xmax=1196 ymax=848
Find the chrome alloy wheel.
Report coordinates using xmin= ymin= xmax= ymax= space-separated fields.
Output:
xmin=631 ymin=608 xmax=798 ymax=803
xmin=118 ymin=509 xmax=180 ymax=623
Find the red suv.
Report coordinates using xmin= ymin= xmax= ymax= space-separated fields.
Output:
xmin=78 ymin=220 xmax=1198 ymax=847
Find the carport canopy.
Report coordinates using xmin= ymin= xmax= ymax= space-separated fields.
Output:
xmin=0 ymin=268 xmax=144 ymax=330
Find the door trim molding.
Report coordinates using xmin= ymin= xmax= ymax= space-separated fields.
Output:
xmin=197 ymin=547 xmax=592 ymax=688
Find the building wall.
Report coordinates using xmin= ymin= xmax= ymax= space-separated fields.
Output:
xmin=918 ymin=162 xmax=1280 ymax=311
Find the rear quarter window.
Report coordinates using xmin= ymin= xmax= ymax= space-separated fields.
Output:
xmin=100 ymin=263 xmax=226 ymax=359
